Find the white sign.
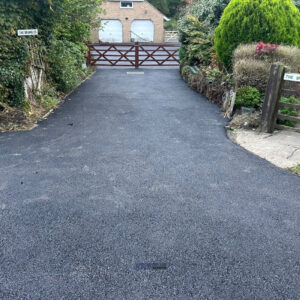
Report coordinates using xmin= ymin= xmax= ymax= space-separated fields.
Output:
xmin=284 ymin=73 xmax=300 ymax=82
xmin=17 ymin=29 xmax=38 ymax=36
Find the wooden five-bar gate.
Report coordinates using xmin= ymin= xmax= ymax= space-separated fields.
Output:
xmin=87 ymin=42 xmax=180 ymax=68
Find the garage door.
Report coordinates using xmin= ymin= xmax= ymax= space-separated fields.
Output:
xmin=99 ymin=20 xmax=123 ymax=43
xmin=131 ymin=20 xmax=154 ymax=42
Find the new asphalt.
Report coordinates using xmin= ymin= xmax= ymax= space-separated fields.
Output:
xmin=0 ymin=69 xmax=299 ymax=299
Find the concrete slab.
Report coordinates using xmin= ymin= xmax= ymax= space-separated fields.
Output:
xmin=228 ymin=129 xmax=300 ymax=169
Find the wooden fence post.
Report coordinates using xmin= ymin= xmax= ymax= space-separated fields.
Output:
xmin=260 ymin=64 xmax=285 ymax=133
xmin=87 ymin=44 xmax=91 ymax=66
xmin=135 ymin=42 xmax=139 ymax=69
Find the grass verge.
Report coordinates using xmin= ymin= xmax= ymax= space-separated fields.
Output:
xmin=289 ymin=164 xmax=300 ymax=176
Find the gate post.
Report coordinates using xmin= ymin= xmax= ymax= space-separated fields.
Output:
xmin=87 ymin=44 xmax=91 ymax=66
xmin=260 ymin=64 xmax=285 ymax=133
xmin=135 ymin=42 xmax=139 ymax=69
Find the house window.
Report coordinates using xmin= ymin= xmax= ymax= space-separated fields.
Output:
xmin=120 ymin=1 xmax=133 ymax=8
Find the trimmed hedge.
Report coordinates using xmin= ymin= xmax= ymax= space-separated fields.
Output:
xmin=234 ymin=43 xmax=300 ymax=71
xmin=234 ymin=59 xmax=270 ymax=93
xmin=215 ymin=0 xmax=300 ymax=67
xmin=233 ymin=44 xmax=300 ymax=93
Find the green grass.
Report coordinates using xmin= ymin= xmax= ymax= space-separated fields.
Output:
xmin=40 ymin=96 xmax=59 ymax=110
xmin=290 ymin=164 xmax=300 ymax=176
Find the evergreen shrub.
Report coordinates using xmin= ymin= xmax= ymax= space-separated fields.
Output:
xmin=215 ymin=0 xmax=300 ymax=67
xmin=235 ymin=86 xmax=262 ymax=108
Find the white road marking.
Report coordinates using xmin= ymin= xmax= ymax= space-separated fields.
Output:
xmin=126 ymin=72 xmax=144 ymax=75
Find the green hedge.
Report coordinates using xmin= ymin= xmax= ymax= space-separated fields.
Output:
xmin=48 ymin=40 xmax=85 ymax=92
xmin=0 ymin=0 xmax=102 ymax=107
xmin=215 ymin=0 xmax=300 ymax=67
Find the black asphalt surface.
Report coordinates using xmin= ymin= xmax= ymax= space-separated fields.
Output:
xmin=0 ymin=69 xmax=299 ymax=299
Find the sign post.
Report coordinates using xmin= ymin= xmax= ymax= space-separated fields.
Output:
xmin=283 ymin=73 xmax=300 ymax=83
xmin=17 ymin=29 xmax=38 ymax=36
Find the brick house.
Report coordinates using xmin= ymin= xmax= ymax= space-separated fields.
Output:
xmin=91 ymin=0 xmax=168 ymax=43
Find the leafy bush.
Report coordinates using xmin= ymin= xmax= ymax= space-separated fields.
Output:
xmin=181 ymin=65 xmax=190 ymax=81
xmin=235 ymin=86 xmax=262 ymax=108
xmin=178 ymin=0 xmax=229 ymax=66
xmin=278 ymin=96 xmax=300 ymax=127
xmin=0 ymin=2 xmax=29 ymax=107
xmin=47 ymin=40 xmax=85 ymax=92
xmin=149 ymin=0 xmax=186 ymax=17
xmin=202 ymin=65 xmax=233 ymax=86
xmin=0 ymin=0 xmax=101 ymax=108
xmin=214 ymin=0 xmax=300 ymax=67
xmin=164 ymin=19 xmax=177 ymax=30
xmin=0 ymin=62 xmax=27 ymax=107
xmin=179 ymin=15 xmax=212 ymax=66
xmin=179 ymin=0 xmax=230 ymax=28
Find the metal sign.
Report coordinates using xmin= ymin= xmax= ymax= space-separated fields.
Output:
xmin=17 ymin=29 xmax=38 ymax=36
xmin=284 ymin=73 xmax=300 ymax=82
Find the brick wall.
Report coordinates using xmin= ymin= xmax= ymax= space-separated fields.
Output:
xmin=91 ymin=1 xmax=165 ymax=42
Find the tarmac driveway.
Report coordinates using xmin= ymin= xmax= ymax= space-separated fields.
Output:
xmin=0 ymin=69 xmax=299 ymax=299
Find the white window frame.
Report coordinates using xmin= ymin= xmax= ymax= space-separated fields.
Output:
xmin=120 ymin=1 xmax=133 ymax=8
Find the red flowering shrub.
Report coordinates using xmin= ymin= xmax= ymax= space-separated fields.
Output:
xmin=255 ymin=41 xmax=279 ymax=56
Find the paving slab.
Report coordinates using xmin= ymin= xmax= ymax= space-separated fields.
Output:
xmin=228 ymin=129 xmax=300 ymax=169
